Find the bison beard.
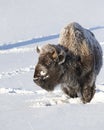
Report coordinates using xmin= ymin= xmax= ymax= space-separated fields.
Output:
xmin=33 ymin=22 xmax=103 ymax=103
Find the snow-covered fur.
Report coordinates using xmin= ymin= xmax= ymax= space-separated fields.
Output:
xmin=33 ymin=22 xmax=103 ymax=103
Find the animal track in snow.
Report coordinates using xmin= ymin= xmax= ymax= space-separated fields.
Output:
xmin=28 ymin=90 xmax=81 ymax=108
xmin=0 ymin=85 xmax=104 ymax=107
xmin=0 ymin=87 xmax=34 ymax=95
xmin=28 ymin=85 xmax=104 ymax=108
xmin=0 ymin=65 xmax=34 ymax=79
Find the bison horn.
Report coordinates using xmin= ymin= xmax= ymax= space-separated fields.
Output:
xmin=36 ymin=46 xmax=40 ymax=53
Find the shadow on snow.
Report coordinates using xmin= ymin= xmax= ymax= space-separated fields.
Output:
xmin=0 ymin=25 xmax=104 ymax=50
xmin=0 ymin=34 xmax=59 ymax=50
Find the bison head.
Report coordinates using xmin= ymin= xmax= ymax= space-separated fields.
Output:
xmin=33 ymin=44 xmax=66 ymax=91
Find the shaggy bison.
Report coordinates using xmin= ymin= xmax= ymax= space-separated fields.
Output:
xmin=33 ymin=22 xmax=103 ymax=103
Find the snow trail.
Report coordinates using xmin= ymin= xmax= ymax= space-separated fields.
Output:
xmin=0 ymin=34 xmax=59 ymax=50
xmin=0 ymin=25 xmax=104 ymax=51
xmin=0 ymin=47 xmax=34 ymax=54
xmin=89 ymin=26 xmax=104 ymax=31
xmin=0 ymin=65 xmax=34 ymax=79
xmin=0 ymin=87 xmax=34 ymax=95
xmin=26 ymin=84 xmax=104 ymax=107
xmin=0 ymin=84 xmax=104 ymax=107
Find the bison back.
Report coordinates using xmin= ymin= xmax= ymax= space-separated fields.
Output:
xmin=59 ymin=22 xmax=103 ymax=75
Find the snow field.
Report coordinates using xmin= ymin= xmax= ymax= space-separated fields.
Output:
xmin=0 ymin=0 xmax=104 ymax=129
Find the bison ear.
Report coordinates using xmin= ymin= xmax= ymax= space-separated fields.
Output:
xmin=58 ymin=50 xmax=66 ymax=65
xmin=52 ymin=50 xmax=58 ymax=59
xmin=47 ymin=44 xmax=58 ymax=59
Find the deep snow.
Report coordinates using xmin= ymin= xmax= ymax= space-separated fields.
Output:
xmin=0 ymin=0 xmax=104 ymax=130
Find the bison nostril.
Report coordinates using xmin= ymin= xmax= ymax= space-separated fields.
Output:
xmin=43 ymin=75 xmax=49 ymax=80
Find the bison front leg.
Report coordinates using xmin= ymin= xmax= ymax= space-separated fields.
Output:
xmin=81 ymin=83 xmax=95 ymax=103
xmin=62 ymin=87 xmax=78 ymax=98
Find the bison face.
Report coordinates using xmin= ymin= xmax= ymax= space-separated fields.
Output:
xmin=33 ymin=44 xmax=66 ymax=91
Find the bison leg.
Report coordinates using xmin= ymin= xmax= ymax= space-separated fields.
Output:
xmin=62 ymin=87 xmax=78 ymax=98
xmin=81 ymin=83 xmax=95 ymax=103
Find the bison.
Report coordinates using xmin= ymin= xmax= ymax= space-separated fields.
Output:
xmin=33 ymin=22 xmax=103 ymax=103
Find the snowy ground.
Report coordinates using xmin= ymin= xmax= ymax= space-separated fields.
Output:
xmin=0 ymin=0 xmax=104 ymax=130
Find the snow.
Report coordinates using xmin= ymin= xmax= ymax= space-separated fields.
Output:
xmin=0 ymin=0 xmax=104 ymax=130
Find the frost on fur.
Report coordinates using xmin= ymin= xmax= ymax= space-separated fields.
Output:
xmin=33 ymin=22 xmax=103 ymax=103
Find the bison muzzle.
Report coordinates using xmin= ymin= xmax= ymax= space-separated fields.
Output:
xmin=33 ymin=22 xmax=103 ymax=103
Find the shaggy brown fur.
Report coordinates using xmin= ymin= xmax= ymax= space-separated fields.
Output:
xmin=33 ymin=22 xmax=103 ymax=103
